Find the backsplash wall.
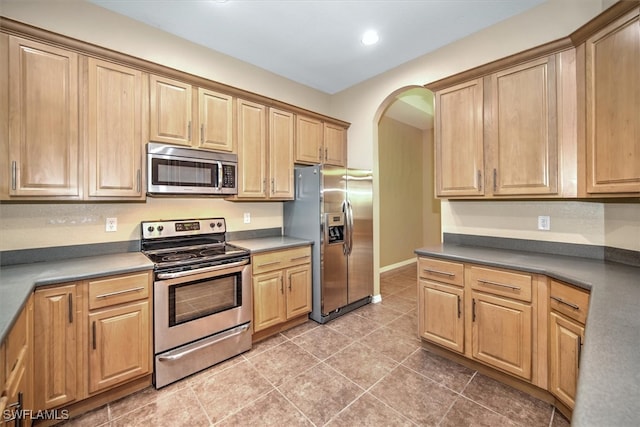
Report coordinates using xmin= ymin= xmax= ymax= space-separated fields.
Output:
xmin=0 ymin=198 xmax=283 ymax=251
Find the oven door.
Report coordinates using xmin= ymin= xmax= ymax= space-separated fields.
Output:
xmin=154 ymin=259 xmax=251 ymax=353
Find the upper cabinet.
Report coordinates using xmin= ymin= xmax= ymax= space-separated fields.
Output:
xmin=86 ymin=58 xmax=146 ymax=199
xmin=198 ymin=88 xmax=234 ymax=152
xmin=149 ymin=75 xmax=193 ymax=146
xmin=295 ymin=115 xmax=347 ymax=167
xmin=430 ymin=1 xmax=639 ymax=199
xmin=6 ymin=36 xmax=81 ymax=198
xmin=435 ymin=79 xmax=484 ymax=197
xmin=582 ymin=6 xmax=640 ymax=195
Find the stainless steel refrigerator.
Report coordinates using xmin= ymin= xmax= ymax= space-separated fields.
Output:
xmin=284 ymin=164 xmax=373 ymax=323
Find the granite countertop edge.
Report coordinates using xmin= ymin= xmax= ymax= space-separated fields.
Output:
xmin=415 ymin=243 xmax=640 ymax=427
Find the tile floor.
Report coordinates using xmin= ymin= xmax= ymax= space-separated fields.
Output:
xmin=61 ymin=265 xmax=571 ymax=427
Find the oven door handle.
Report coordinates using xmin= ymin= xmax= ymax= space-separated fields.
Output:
xmin=157 ymin=323 xmax=250 ymax=362
xmin=156 ymin=259 xmax=250 ymax=279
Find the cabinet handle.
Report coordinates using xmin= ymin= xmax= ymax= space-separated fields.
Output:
xmin=136 ymin=169 xmax=141 ymax=193
xmin=258 ymin=260 xmax=281 ymax=268
xmin=550 ymin=295 xmax=580 ymax=310
xmin=578 ymin=335 xmax=583 ymax=369
xmin=271 ymin=178 xmax=275 ymax=194
xmin=263 ymin=178 xmax=266 ymax=193
xmin=288 ymin=273 xmax=292 ymax=291
xmin=280 ymin=277 xmax=284 ymax=294
xmin=290 ymin=255 xmax=310 ymax=262
xmin=493 ymin=168 xmax=497 ymax=192
xmin=472 ymin=298 xmax=476 ymax=322
xmin=11 ymin=161 xmax=17 ymax=190
xmin=457 ymin=295 xmax=461 ymax=319
xmin=325 ymin=147 xmax=328 ymax=161
xmin=423 ymin=268 xmax=455 ymax=278
xmin=477 ymin=170 xmax=482 ymax=191
xmin=188 ymin=121 xmax=192 ymax=140
xmin=478 ymin=279 xmax=521 ymax=291
xmin=201 ymin=124 xmax=205 ymax=144
xmin=68 ymin=293 xmax=73 ymax=324
xmin=95 ymin=286 xmax=145 ymax=299
xmin=92 ymin=321 xmax=97 ymax=350
xmin=318 ymin=147 xmax=323 ymax=161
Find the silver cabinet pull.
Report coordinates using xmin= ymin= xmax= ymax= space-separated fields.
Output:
xmin=478 ymin=279 xmax=521 ymax=291
xmin=95 ymin=286 xmax=145 ymax=299
xmin=290 ymin=255 xmax=310 ymax=262
xmin=158 ymin=323 xmax=250 ymax=362
xmin=477 ymin=170 xmax=482 ymax=192
xmin=258 ymin=260 xmax=281 ymax=268
xmin=550 ymin=295 xmax=580 ymax=310
xmin=136 ymin=169 xmax=141 ymax=193
xmin=288 ymin=273 xmax=292 ymax=291
xmin=271 ymin=178 xmax=275 ymax=194
xmin=201 ymin=124 xmax=205 ymax=144
xmin=11 ymin=161 xmax=17 ymax=190
xmin=280 ymin=277 xmax=284 ymax=294
xmin=457 ymin=295 xmax=461 ymax=319
xmin=92 ymin=321 xmax=97 ymax=350
xmin=68 ymin=293 xmax=73 ymax=324
xmin=188 ymin=121 xmax=192 ymax=140
xmin=493 ymin=168 xmax=497 ymax=192
xmin=325 ymin=147 xmax=328 ymax=161
xmin=472 ymin=298 xmax=477 ymax=322
xmin=423 ymin=268 xmax=455 ymax=278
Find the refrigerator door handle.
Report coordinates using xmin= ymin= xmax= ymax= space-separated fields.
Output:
xmin=347 ymin=199 xmax=354 ymax=255
xmin=341 ymin=200 xmax=349 ymax=255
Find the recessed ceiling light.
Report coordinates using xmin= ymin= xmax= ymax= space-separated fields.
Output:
xmin=361 ymin=30 xmax=379 ymax=46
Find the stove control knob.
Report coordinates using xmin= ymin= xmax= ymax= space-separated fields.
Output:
xmin=147 ymin=226 xmax=155 ymax=233
xmin=217 ymin=221 xmax=223 ymax=228
xmin=157 ymin=225 xmax=164 ymax=232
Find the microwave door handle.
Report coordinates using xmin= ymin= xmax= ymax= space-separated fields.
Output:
xmin=217 ymin=161 xmax=223 ymax=191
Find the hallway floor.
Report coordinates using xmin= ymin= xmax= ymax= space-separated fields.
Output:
xmin=62 ymin=265 xmax=570 ymax=426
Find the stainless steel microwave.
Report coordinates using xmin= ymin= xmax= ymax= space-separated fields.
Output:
xmin=147 ymin=143 xmax=237 ymax=196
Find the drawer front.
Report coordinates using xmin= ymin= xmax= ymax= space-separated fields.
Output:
xmin=418 ymin=257 xmax=464 ymax=287
xmin=89 ymin=271 xmax=151 ymax=310
xmin=550 ymin=280 xmax=590 ymax=324
xmin=252 ymin=246 xmax=311 ymax=275
xmin=468 ymin=265 xmax=532 ymax=302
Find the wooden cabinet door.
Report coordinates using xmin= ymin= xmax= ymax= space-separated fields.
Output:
xmin=549 ymin=311 xmax=584 ymax=409
xmin=471 ymin=292 xmax=532 ymax=380
xmin=253 ymin=271 xmax=286 ymax=332
xmin=585 ymin=8 xmax=640 ymax=194
xmin=418 ymin=279 xmax=464 ymax=354
xmin=237 ymin=99 xmax=267 ymax=198
xmin=488 ymin=56 xmax=558 ymax=196
xmin=88 ymin=302 xmax=150 ymax=394
xmin=295 ymin=115 xmax=323 ymax=164
xmin=198 ymin=88 xmax=233 ymax=152
xmin=323 ymin=123 xmax=347 ymax=166
xmin=34 ymin=285 xmax=78 ymax=410
xmin=86 ymin=58 xmax=145 ymax=199
xmin=435 ymin=79 xmax=484 ymax=197
xmin=269 ymin=108 xmax=294 ymax=199
xmin=8 ymin=36 xmax=80 ymax=198
xmin=286 ymin=264 xmax=312 ymax=319
xmin=149 ymin=75 xmax=193 ymax=146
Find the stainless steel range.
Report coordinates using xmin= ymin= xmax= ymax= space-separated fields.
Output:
xmin=141 ymin=217 xmax=252 ymax=388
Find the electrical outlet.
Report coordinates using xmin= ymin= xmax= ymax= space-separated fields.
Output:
xmin=106 ymin=217 xmax=117 ymax=232
xmin=243 ymin=212 xmax=251 ymax=224
xmin=537 ymin=215 xmax=550 ymax=231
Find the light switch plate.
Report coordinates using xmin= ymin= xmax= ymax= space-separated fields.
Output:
xmin=243 ymin=212 xmax=251 ymax=224
xmin=537 ymin=215 xmax=550 ymax=231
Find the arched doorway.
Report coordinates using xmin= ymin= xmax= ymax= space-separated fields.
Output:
xmin=374 ymin=86 xmax=441 ymax=274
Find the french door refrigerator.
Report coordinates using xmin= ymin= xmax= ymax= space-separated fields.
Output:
xmin=283 ymin=164 xmax=373 ymax=323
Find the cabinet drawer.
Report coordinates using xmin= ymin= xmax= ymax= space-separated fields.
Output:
xmin=468 ymin=265 xmax=532 ymax=302
xmin=88 ymin=272 xmax=151 ymax=310
xmin=418 ymin=257 xmax=464 ymax=287
xmin=252 ymin=246 xmax=311 ymax=275
xmin=549 ymin=280 xmax=590 ymax=324
xmin=4 ymin=303 xmax=28 ymax=381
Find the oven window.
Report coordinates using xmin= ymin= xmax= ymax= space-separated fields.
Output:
xmin=152 ymin=158 xmax=216 ymax=187
xmin=168 ymin=273 xmax=241 ymax=326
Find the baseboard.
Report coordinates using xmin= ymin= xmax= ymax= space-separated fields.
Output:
xmin=371 ymin=294 xmax=382 ymax=303
xmin=380 ymin=258 xmax=417 ymax=273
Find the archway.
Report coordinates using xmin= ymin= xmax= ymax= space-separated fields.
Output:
xmin=373 ymin=86 xmax=441 ymax=278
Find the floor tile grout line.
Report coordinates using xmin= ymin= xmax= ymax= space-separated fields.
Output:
xmin=273 ymin=386 xmax=323 ymax=427
xmin=186 ymin=383 xmax=215 ymax=427
xmin=435 ymin=393 xmax=464 ymax=427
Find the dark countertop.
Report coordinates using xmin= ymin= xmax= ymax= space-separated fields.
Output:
xmin=0 ymin=252 xmax=153 ymax=343
xmin=415 ymin=244 xmax=640 ymax=427
xmin=229 ymin=236 xmax=313 ymax=253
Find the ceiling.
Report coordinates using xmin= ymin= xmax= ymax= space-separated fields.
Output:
xmin=88 ymin=0 xmax=546 ymax=95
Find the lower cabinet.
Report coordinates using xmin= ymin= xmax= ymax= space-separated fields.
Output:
xmin=548 ymin=280 xmax=590 ymax=412
xmin=1 ymin=295 xmax=33 ymax=427
xmin=252 ymin=245 xmax=312 ymax=337
xmin=33 ymin=271 xmax=152 ymax=414
xmin=418 ymin=280 xmax=464 ymax=354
